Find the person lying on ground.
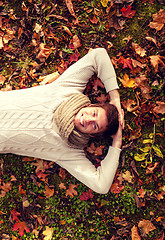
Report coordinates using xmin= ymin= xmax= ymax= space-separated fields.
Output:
xmin=0 ymin=48 xmax=124 ymax=194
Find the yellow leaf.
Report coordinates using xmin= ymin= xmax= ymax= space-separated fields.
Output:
xmin=122 ymin=170 xmax=133 ymax=183
xmin=119 ymin=73 xmax=136 ymax=88
xmin=134 ymin=153 xmax=148 ymax=161
xmin=43 ymin=226 xmax=53 ymax=240
xmin=101 ymin=0 xmax=109 ymax=7
xmin=153 ymin=145 xmax=163 ymax=158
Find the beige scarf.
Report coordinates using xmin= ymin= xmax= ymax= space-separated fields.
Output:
xmin=53 ymin=93 xmax=91 ymax=148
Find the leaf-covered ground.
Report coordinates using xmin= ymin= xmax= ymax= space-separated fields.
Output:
xmin=0 ymin=0 xmax=165 ymax=239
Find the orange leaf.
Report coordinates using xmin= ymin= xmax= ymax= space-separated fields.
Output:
xmin=59 ymin=182 xmax=66 ymax=190
xmin=1 ymin=181 xmax=12 ymax=192
xmin=138 ymin=188 xmax=146 ymax=198
xmin=0 ymin=74 xmax=6 ymax=84
xmin=149 ymin=9 xmax=165 ymax=31
xmin=89 ymin=16 xmax=99 ymax=24
xmin=31 ymin=159 xmax=49 ymax=173
xmin=59 ymin=168 xmax=66 ymax=180
xmin=119 ymin=73 xmax=136 ymax=88
xmin=36 ymin=43 xmax=52 ymax=60
xmin=131 ymin=225 xmax=141 ymax=240
xmin=19 ymin=185 xmax=26 ymax=195
xmin=44 ymin=186 xmax=54 ymax=198
xmin=132 ymin=43 xmax=146 ymax=57
xmin=110 ymin=180 xmax=124 ymax=193
xmin=138 ymin=219 xmax=156 ymax=235
xmin=65 ymin=0 xmax=78 ymax=19
xmin=66 ymin=184 xmax=78 ymax=198
xmin=149 ymin=55 xmax=165 ymax=73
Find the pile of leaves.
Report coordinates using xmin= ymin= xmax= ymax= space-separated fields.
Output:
xmin=0 ymin=0 xmax=164 ymax=239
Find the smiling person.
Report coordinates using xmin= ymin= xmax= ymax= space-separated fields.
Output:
xmin=0 ymin=48 xmax=124 ymax=194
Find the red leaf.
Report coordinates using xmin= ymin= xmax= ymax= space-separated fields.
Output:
xmin=79 ymin=189 xmax=94 ymax=201
xmin=89 ymin=16 xmax=99 ymax=24
xmin=13 ymin=221 xmax=30 ymax=236
xmin=118 ymin=56 xmax=133 ymax=69
xmin=69 ymin=52 xmax=80 ymax=64
xmin=10 ymin=209 xmax=21 ymax=222
xmin=110 ymin=180 xmax=124 ymax=193
xmin=120 ymin=5 xmax=136 ymax=18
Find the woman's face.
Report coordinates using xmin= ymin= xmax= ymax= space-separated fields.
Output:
xmin=74 ymin=106 xmax=108 ymax=134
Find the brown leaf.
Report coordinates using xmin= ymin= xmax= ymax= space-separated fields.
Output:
xmin=146 ymin=162 xmax=159 ymax=174
xmin=131 ymin=59 xmax=146 ymax=68
xmin=132 ymin=43 xmax=146 ymax=57
xmin=19 ymin=185 xmax=26 ymax=195
xmin=59 ymin=168 xmax=66 ymax=180
xmin=149 ymin=55 xmax=165 ymax=73
xmin=1 ymin=181 xmax=12 ymax=192
xmin=110 ymin=180 xmax=124 ymax=193
xmin=44 ymin=186 xmax=54 ymax=198
xmin=149 ymin=9 xmax=165 ymax=31
xmin=122 ymin=170 xmax=133 ymax=183
xmin=134 ymin=75 xmax=152 ymax=99
xmin=138 ymin=219 xmax=156 ymax=235
xmin=153 ymin=101 xmax=165 ymax=114
xmin=65 ymin=0 xmax=78 ymax=19
xmin=59 ymin=182 xmax=66 ymax=190
xmin=36 ymin=43 xmax=52 ymax=60
xmin=72 ymin=35 xmax=82 ymax=49
xmin=131 ymin=225 xmax=141 ymax=240
xmin=31 ymin=159 xmax=49 ymax=173
xmin=0 ymin=74 xmax=6 ymax=84
xmin=66 ymin=184 xmax=78 ymax=198
xmin=122 ymin=98 xmax=139 ymax=112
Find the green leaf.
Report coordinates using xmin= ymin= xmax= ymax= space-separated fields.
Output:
xmin=139 ymin=146 xmax=151 ymax=152
xmin=101 ymin=199 xmax=109 ymax=206
xmin=134 ymin=152 xmax=148 ymax=161
xmin=153 ymin=145 xmax=163 ymax=158
xmin=143 ymin=139 xmax=153 ymax=144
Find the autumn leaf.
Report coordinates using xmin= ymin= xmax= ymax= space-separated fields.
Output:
xmin=120 ymin=5 xmax=136 ymax=18
xmin=119 ymin=73 xmax=136 ymax=88
xmin=65 ymin=0 xmax=78 ymax=20
xmin=0 ymin=74 xmax=6 ymax=84
xmin=44 ymin=186 xmax=54 ymax=198
xmin=134 ymin=75 xmax=152 ymax=99
xmin=19 ymin=185 xmax=26 ymax=195
xmin=138 ymin=188 xmax=146 ymax=198
xmin=10 ymin=209 xmax=21 ymax=222
xmin=31 ymin=159 xmax=49 ymax=173
xmin=101 ymin=0 xmax=109 ymax=8
xmin=149 ymin=55 xmax=165 ymax=73
xmin=89 ymin=16 xmax=99 ymax=24
xmin=131 ymin=59 xmax=146 ymax=68
xmin=122 ymin=170 xmax=133 ymax=183
xmin=13 ymin=221 xmax=30 ymax=236
xmin=138 ymin=219 xmax=156 ymax=235
xmin=59 ymin=168 xmax=66 ymax=180
xmin=132 ymin=43 xmax=146 ymax=57
xmin=79 ymin=189 xmax=94 ymax=201
xmin=59 ymin=182 xmax=66 ymax=190
xmin=66 ymin=184 xmax=78 ymax=198
xmin=149 ymin=9 xmax=165 ymax=32
xmin=72 ymin=35 xmax=82 ymax=49
xmin=36 ymin=171 xmax=49 ymax=181
xmin=43 ymin=226 xmax=53 ymax=240
xmin=1 ymin=181 xmax=12 ymax=192
xmin=69 ymin=52 xmax=80 ymax=64
xmin=118 ymin=56 xmax=133 ymax=70
xmin=36 ymin=43 xmax=52 ymax=60
xmin=110 ymin=180 xmax=124 ymax=194
xmin=146 ymin=162 xmax=159 ymax=174
xmin=131 ymin=225 xmax=141 ymax=240
xmin=92 ymin=77 xmax=104 ymax=90
xmin=122 ymin=98 xmax=139 ymax=112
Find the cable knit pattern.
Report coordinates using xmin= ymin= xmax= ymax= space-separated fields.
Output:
xmin=0 ymin=48 xmax=121 ymax=194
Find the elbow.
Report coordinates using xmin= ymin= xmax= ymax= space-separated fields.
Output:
xmin=92 ymin=185 xmax=110 ymax=195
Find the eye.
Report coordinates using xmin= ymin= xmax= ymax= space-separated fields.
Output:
xmin=93 ymin=123 xmax=97 ymax=130
xmin=92 ymin=111 xmax=96 ymax=117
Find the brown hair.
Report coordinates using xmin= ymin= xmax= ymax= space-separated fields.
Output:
xmin=89 ymin=102 xmax=119 ymax=138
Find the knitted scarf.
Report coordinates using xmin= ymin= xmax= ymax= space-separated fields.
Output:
xmin=53 ymin=93 xmax=91 ymax=148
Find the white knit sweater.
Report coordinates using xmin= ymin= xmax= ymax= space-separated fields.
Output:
xmin=0 ymin=48 xmax=121 ymax=194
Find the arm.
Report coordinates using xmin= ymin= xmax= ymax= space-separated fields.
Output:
xmin=57 ymin=146 xmax=121 ymax=194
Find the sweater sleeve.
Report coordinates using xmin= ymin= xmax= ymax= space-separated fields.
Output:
xmin=55 ymin=48 xmax=119 ymax=93
xmin=56 ymin=146 xmax=121 ymax=194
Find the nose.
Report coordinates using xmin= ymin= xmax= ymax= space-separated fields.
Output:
xmin=85 ymin=115 xmax=95 ymax=124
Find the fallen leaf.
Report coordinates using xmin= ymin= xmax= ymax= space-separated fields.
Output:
xmin=92 ymin=77 xmax=104 ymax=90
xmin=110 ymin=180 xmax=124 ymax=193
xmin=101 ymin=0 xmax=109 ymax=7
xmin=59 ymin=168 xmax=66 ymax=180
xmin=131 ymin=59 xmax=146 ymax=68
xmin=10 ymin=209 xmax=21 ymax=222
xmin=0 ymin=74 xmax=5 ymax=84
xmin=122 ymin=98 xmax=138 ymax=112
xmin=153 ymin=101 xmax=165 ymax=114
xmin=119 ymin=73 xmax=136 ymax=88
xmin=19 ymin=185 xmax=26 ymax=195
xmin=131 ymin=225 xmax=141 ymax=240
xmin=65 ymin=0 xmax=78 ymax=19
xmin=1 ymin=181 xmax=12 ymax=192
xmin=44 ymin=186 xmax=54 ymax=198
xmin=43 ymin=226 xmax=53 ymax=240
xmin=89 ymin=16 xmax=99 ymax=24
xmin=138 ymin=219 xmax=156 ymax=235
xmin=66 ymin=184 xmax=78 ymax=198
xmin=132 ymin=43 xmax=146 ymax=57
xmin=134 ymin=75 xmax=152 ymax=99
xmin=72 ymin=35 xmax=82 ymax=49
xmin=145 ymin=36 xmax=157 ymax=46
xmin=138 ymin=188 xmax=146 ymax=198
xmin=59 ymin=182 xmax=66 ymax=190
xmin=122 ymin=170 xmax=133 ymax=183
xmin=13 ymin=221 xmax=30 ymax=236
xmin=120 ymin=5 xmax=136 ymax=18
xmin=31 ymin=159 xmax=49 ymax=173
xmin=118 ymin=56 xmax=133 ymax=69
xmin=149 ymin=55 xmax=165 ymax=73
xmin=79 ymin=189 xmax=94 ymax=201
xmin=149 ymin=9 xmax=165 ymax=31
xmin=146 ymin=162 xmax=159 ymax=174
xmin=0 ymin=36 xmax=4 ymax=49
xmin=37 ymin=43 xmax=52 ymax=60
xmin=69 ymin=51 xmax=80 ymax=64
